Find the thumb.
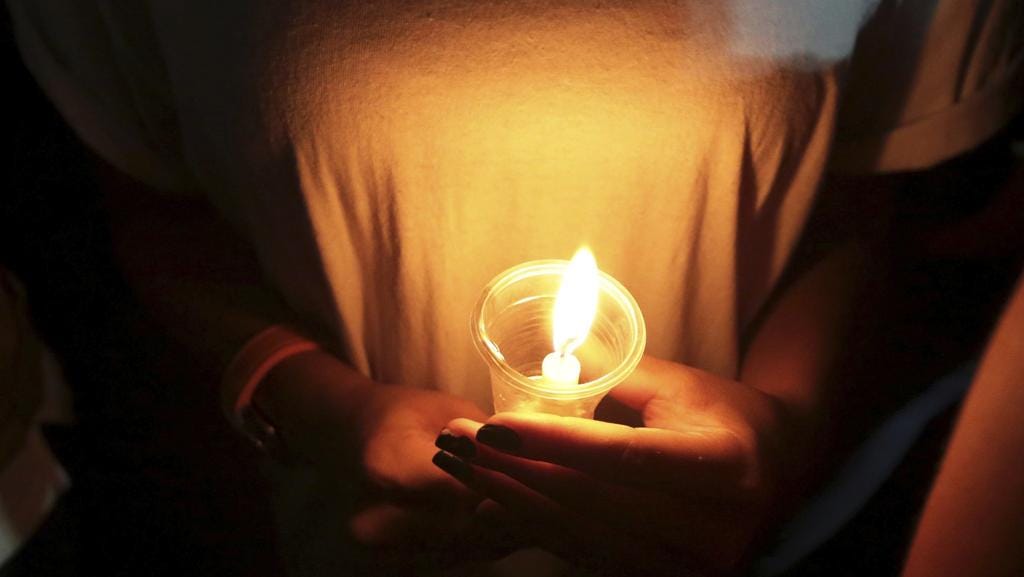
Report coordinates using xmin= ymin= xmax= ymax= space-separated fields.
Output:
xmin=606 ymin=355 xmax=691 ymax=411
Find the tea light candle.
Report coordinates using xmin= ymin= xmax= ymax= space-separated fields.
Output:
xmin=541 ymin=247 xmax=599 ymax=387
xmin=471 ymin=246 xmax=645 ymax=418
xmin=540 ymin=351 xmax=581 ymax=387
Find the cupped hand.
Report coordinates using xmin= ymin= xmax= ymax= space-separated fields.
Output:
xmin=256 ymin=349 xmax=506 ymax=556
xmin=433 ymin=356 xmax=792 ymax=576
xmin=347 ymin=384 xmax=490 ymax=544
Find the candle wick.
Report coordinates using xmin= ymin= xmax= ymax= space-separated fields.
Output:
xmin=556 ymin=339 xmax=573 ymax=359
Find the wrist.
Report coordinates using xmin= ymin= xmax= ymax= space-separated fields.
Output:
xmin=220 ymin=325 xmax=321 ymax=459
xmin=252 ymin=346 xmax=379 ymax=466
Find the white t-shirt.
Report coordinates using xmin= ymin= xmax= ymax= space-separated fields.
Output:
xmin=13 ymin=0 xmax=847 ymax=404
xmin=8 ymin=0 xmax=1021 ymax=574
xmin=833 ymin=0 xmax=1023 ymax=172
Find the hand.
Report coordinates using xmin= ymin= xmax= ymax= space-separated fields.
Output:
xmin=434 ymin=356 xmax=791 ymax=576
xmin=349 ymin=383 xmax=490 ymax=544
xmin=256 ymin=349 xmax=500 ymax=555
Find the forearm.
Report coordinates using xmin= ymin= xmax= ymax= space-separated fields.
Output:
xmin=901 ymin=274 xmax=1024 ymax=577
xmin=739 ymin=241 xmax=865 ymax=420
xmin=736 ymin=170 xmax=897 ymax=494
xmin=101 ymin=162 xmax=484 ymax=553
xmin=736 ymin=239 xmax=867 ymax=529
xmin=99 ymin=162 xmax=377 ymax=453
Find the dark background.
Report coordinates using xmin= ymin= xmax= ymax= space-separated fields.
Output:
xmin=1 ymin=9 xmax=283 ymax=577
xmin=2 ymin=7 xmax=1021 ymax=577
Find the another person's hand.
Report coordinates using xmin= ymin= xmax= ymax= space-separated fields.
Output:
xmin=436 ymin=356 xmax=792 ymax=576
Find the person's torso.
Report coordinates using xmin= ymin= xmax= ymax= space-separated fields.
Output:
xmin=150 ymin=0 xmax=861 ymax=408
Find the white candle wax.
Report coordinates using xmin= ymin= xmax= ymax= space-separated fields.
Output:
xmin=542 ymin=351 xmax=581 ymax=387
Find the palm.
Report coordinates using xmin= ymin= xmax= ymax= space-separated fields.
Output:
xmin=438 ymin=356 xmax=787 ymax=575
xmin=348 ymin=386 xmax=487 ymax=546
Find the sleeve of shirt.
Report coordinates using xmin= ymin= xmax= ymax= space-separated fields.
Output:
xmin=6 ymin=0 xmax=197 ymax=192
xmin=831 ymin=0 xmax=1023 ymax=174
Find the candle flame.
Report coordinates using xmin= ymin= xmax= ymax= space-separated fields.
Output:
xmin=552 ymin=247 xmax=599 ymax=356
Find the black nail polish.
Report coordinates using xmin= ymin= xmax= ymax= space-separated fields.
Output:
xmin=432 ymin=450 xmax=473 ymax=483
xmin=435 ymin=429 xmax=477 ymax=459
xmin=476 ymin=424 xmax=521 ymax=452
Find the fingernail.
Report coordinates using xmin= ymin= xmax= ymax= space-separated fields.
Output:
xmin=476 ymin=424 xmax=521 ymax=452
xmin=435 ymin=429 xmax=477 ymax=459
xmin=432 ymin=450 xmax=473 ymax=483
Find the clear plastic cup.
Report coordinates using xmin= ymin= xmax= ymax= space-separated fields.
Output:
xmin=471 ymin=260 xmax=646 ymax=418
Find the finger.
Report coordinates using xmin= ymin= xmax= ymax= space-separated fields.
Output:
xmin=442 ymin=420 xmax=688 ymax=512
xmin=615 ymin=357 xmax=781 ymax=437
xmin=439 ymin=422 xmax=760 ymax=574
xmin=435 ymin=448 xmax=751 ymax=575
xmin=458 ymin=413 xmax=748 ymax=492
xmin=605 ymin=355 xmax=672 ymax=411
xmin=440 ymin=423 xmax=744 ymax=543
xmin=452 ymin=455 xmax=691 ymax=576
xmin=609 ymin=355 xmax=733 ymax=413
xmin=464 ymin=447 xmax=735 ymax=541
